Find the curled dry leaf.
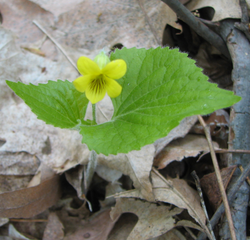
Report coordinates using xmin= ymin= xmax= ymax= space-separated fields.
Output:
xmin=110 ymin=198 xmax=183 ymax=240
xmin=154 ymin=134 xmax=219 ymax=169
xmin=0 ymin=175 xmax=61 ymax=218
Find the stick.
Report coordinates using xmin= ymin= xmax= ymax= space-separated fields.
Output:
xmin=191 ymin=171 xmax=216 ymax=240
xmin=33 ymin=20 xmax=78 ymax=72
xmin=197 ymin=160 xmax=250 ymax=240
xmin=161 ymin=0 xmax=230 ymax=59
xmin=197 ymin=115 xmax=236 ymax=240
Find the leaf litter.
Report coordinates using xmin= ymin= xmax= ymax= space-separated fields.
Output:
xmin=0 ymin=0 xmax=244 ymax=239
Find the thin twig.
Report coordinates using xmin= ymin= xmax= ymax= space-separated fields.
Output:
xmin=33 ymin=20 xmax=78 ymax=72
xmin=161 ymin=0 xmax=230 ymax=59
xmin=197 ymin=159 xmax=250 ymax=240
xmin=10 ymin=219 xmax=48 ymax=222
xmin=215 ymin=148 xmax=250 ymax=154
xmin=191 ymin=171 xmax=216 ymax=240
xmin=198 ymin=115 xmax=236 ymax=240
xmin=238 ymin=165 xmax=250 ymax=186
xmin=197 ymin=148 xmax=250 ymax=162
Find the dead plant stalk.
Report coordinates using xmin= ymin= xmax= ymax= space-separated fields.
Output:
xmin=198 ymin=115 xmax=236 ymax=240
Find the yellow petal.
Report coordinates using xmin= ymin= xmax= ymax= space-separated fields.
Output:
xmin=105 ymin=77 xmax=122 ymax=98
xmin=102 ymin=59 xmax=127 ymax=79
xmin=73 ymin=75 xmax=93 ymax=92
xmin=77 ymin=56 xmax=101 ymax=76
xmin=85 ymin=83 xmax=107 ymax=104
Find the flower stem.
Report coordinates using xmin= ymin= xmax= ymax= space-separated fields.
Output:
xmin=92 ymin=104 xmax=97 ymax=124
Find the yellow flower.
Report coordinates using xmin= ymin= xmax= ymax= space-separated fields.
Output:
xmin=73 ymin=51 xmax=127 ymax=104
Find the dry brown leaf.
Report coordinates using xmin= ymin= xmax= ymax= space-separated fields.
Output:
xmin=150 ymin=229 xmax=186 ymax=240
xmin=186 ymin=0 xmax=242 ymax=22
xmin=65 ymin=165 xmax=85 ymax=198
xmin=64 ymin=209 xmax=116 ymax=240
xmin=43 ymin=212 xmax=64 ymax=240
xmin=54 ymin=0 xmax=181 ymax=50
xmin=96 ymin=164 xmax=123 ymax=184
xmin=115 ymin=171 xmax=209 ymax=234
xmin=98 ymin=144 xmax=155 ymax=201
xmin=154 ymin=134 xmax=219 ymax=169
xmin=200 ymin=165 xmax=237 ymax=210
xmin=154 ymin=116 xmax=198 ymax=155
xmin=1 ymin=0 xmax=182 ymax=60
xmin=107 ymin=213 xmax=138 ymax=240
xmin=175 ymin=219 xmax=204 ymax=232
xmin=29 ymin=0 xmax=84 ymax=17
xmin=110 ymin=198 xmax=183 ymax=240
xmin=0 ymin=218 xmax=9 ymax=227
xmin=0 ymin=0 xmax=54 ymax=47
xmin=0 ymin=175 xmax=61 ymax=218
xmin=100 ymin=183 xmax=125 ymax=208
xmin=0 ymin=26 xmax=90 ymax=172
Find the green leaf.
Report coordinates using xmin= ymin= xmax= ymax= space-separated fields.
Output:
xmin=80 ymin=47 xmax=241 ymax=155
xmin=6 ymin=80 xmax=89 ymax=129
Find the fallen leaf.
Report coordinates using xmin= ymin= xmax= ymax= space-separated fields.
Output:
xmin=96 ymin=165 xmax=123 ymax=184
xmin=0 ymin=218 xmax=9 ymax=227
xmin=186 ymin=0 xmax=242 ymax=22
xmin=175 ymin=219 xmax=204 ymax=232
xmin=107 ymin=213 xmax=138 ymax=240
xmin=0 ymin=175 xmax=61 ymax=218
xmin=54 ymin=0 xmax=181 ymax=50
xmin=65 ymin=165 xmax=84 ymax=198
xmin=200 ymin=165 xmax=237 ymax=210
xmin=115 ymin=171 xmax=210 ymax=235
xmin=110 ymin=198 xmax=183 ymax=240
xmin=100 ymin=183 xmax=125 ymax=208
xmin=0 ymin=0 xmax=54 ymax=46
xmin=64 ymin=209 xmax=116 ymax=240
xmin=149 ymin=229 xmax=186 ymax=240
xmin=8 ymin=224 xmax=33 ymax=240
xmin=154 ymin=134 xmax=219 ymax=169
xmin=154 ymin=116 xmax=198 ymax=155
xmin=0 ymin=152 xmax=40 ymax=176
xmin=0 ymin=26 xmax=89 ymax=172
xmin=98 ymin=144 xmax=155 ymax=201
xmin=29 ymin=0 xmax=85 ymax=17
xmin=43 ymin=212 xmax=64 ymax=240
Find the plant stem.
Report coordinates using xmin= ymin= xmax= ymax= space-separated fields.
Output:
xmin=92 ymin=104 xmax=97 ymax=124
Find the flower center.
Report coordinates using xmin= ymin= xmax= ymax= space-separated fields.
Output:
xmin=90 ymin=75 xmax=106 ymax=94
